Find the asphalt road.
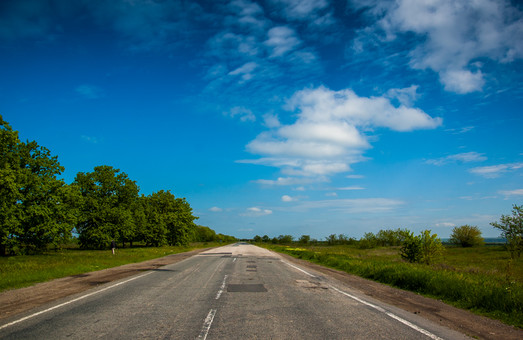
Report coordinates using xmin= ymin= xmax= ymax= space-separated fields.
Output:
xmin=0 ymin=243 xmax=470 ymax=339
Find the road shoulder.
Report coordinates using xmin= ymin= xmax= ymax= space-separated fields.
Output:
xmin=277 ymin=251 xmax=522 ymax=340
xmin=0 ymin=248 xmax=209 ymax=321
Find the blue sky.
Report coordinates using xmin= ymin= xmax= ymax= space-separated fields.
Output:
xmin=1 ymin=0 xmax=522 ymax=240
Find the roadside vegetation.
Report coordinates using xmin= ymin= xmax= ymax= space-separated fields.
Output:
xmin=0 ymin=241 xmax=227 ymax=292
xmin=0 ymin=115 xmax=235 ymax=256
xmin=253 ymin=206 xmax=523 ymax=328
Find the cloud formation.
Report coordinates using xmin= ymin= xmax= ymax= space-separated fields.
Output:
xmin=469 ymin=162 xmax=523 ymax=178
xmin=246 ymin=85 xmax=441 ymax=181
xmin=352 ymin=0 xmax=523 ymax=93
xmin=426 ymin=152 xmax=487 ymax=166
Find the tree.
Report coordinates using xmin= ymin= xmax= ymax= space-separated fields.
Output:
xmin=73 ymin=166 xmax=139 ymax=249
xmin=277 ymin=235 xmax=293 ymax=244
xmin=298 ymin=235 xmax=310 ymax=244
xmin=491 ymin=205 xmax=523 ymax=259
xmin=450 ymin=225 xmax=484 ymax=247
xmin=0 ymin=116 xmax=76 ymax=255
xmin=253 ymin=235 xmax=262 ymax=243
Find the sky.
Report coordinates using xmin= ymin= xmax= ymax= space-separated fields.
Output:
xmin=1 ymin=0 xmax=522 ymax=240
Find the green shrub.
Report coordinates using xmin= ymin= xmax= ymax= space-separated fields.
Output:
xmin=450 ymin=225 xmax=484 ymax=247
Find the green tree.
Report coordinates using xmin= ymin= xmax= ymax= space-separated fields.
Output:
xmin=277 ymin=234 xmax=293 ymax=244
xmin=491 ymin=205 xmax=523 ymax=259
xmin=261 ymin=235 xmax=270 ymax=243
xmin=450 ymin=225 xmax=484 ymax=247
xmin=253 ymin=235 xmax=262 ymax=243
xmin=73 ymin=166 xmax=139 ymax=249
xmin=298 ymin=235 xmax=310 ymax=244
xmin=0 ymin=116 xmax=76 ymax=255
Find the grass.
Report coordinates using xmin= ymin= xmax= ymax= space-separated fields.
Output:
xmin=0 ymin=242 xmax=224 ymax=293
xmin=263 ymin=243 xmax=523 ymax=329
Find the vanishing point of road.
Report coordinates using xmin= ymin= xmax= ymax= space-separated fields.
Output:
xmin=0 ymin=243 xmax=470 ymax=339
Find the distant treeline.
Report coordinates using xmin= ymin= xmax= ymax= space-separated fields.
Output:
xmin=0 ymin=115 xmax=235 ymax=255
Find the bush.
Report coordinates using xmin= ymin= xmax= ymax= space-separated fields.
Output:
xmin=450 ymin=225 xmax=484 ymax=247
xmin=400 ymin=230 xmax=444 ymax=265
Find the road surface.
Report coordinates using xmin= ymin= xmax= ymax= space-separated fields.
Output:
xmin=0 ymin=243 xmax=469 ymax=339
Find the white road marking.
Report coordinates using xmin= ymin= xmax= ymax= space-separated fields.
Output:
xmin=232 ymin=258 xmax=237 ymax=262
xmin=0 ymin=271 xmax=153 ymax=331
xmin=197 ymin=309 xmax=217 ymax=340
xmin=282 ymin=261 xmax=317 ymax=278
xmin=282 ymin=261 xmax=444 ymax=340
xmin=215 ymin=274 xmax=228 ymax=300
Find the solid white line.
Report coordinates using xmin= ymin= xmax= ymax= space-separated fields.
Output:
xmin=197 ymin=309 xmax=217 ymax=340
xmin=281 ymin=261 xmax=317 ymax=278
xmin=282 ymin=261 xmax=444 ymax=340
xmin=0 ymin=271 xmax=153 ymax=331
xmin=215 ymin=275 xmax=228 ymax=300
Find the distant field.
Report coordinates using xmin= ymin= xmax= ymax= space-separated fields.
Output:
xmin=0 ymin=242 xmax=224 ymax=293
xmin=264 ymin=244 xmax=523 ymax=328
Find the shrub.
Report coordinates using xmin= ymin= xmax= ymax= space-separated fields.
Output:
xmin=450 ymin=225 xmax=484 ymax=247
xmin=400 ymin=231 xmax=421 ymax=263
xmin=400 ymin=230 xmax=444 ymax=265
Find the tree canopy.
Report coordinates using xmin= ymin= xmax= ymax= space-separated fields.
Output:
xmin=1 ymin=116 xmax=76 ymax=255
xmin=0 ymin=115 xmax=234 ymax=255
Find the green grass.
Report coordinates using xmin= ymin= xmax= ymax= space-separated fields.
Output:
xmin=264 ymin=244 xmax=523 ymax=328
xmin=0 ymin=242 xmax=223 ymax=293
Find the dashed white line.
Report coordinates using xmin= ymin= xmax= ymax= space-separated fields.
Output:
xmin=215 ymin=275 xmax=228 ymax=300
xmin=197 ymin=309 xmax=217 ymax=340
xmin=282 ymin=261 xmax=444 ymax=340
xmin=0 ymin=271 xmax=153 ymax=331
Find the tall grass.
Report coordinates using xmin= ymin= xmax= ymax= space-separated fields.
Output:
xmin=267 ymin=244 xmax=523 ymax=328
xmin=0 ymin=242 xmax=222 ymax=292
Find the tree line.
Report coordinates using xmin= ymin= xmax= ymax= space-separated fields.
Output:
xmin=252 ymin=206 xmax=523 ymax=263
xmin=0 ymin=116 xmax=234 ymax=255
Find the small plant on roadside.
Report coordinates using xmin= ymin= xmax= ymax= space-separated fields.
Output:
xmin=450 ymin=225 xmax=484 ymax=247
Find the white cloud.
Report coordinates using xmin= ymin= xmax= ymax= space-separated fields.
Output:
xmin=281 ymin=195 xmax=297 ymax=202
xmin=353 ymin=0 xmax=523 ymax=93
xmin=264 ymin=26 xmax=301 ymax=58
xmin=435 ymin=222 xmax=456 ymax=227
xmin=241 ymin=207 xmax=273 ymax=216
xmin=226 ymin=106 xmax=256 ymax=122
xmin=209 ymin=206 xmax=223 ymax=212
xmin=426 ymin=152 xmax=487 ymax=166
xmin=262 ymin=113 xmax=281 ymax=128
xmin=270 ymin=0 xmax=329 ymax=21
xmin=252 ymin=176 xmax=317 ymax=186
xmin=469 ymin=162 xmax=523 ymax=178
xmin=499 ymin=189 xmax=523 ymax=197
xmin=76 ymin=84 xmax=104 ymax=99
xmin=245 ymin=85 xmax=441 ymax=181
xmin=298 ymin=198 xmax=404 ymax=214
xmin=338 ymin=186 xmax=365 ymax=191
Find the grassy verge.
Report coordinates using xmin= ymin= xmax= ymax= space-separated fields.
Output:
xmin=263 ymin=244 xmax=523 ymax=328
xmin=0 ymin=242 xmax=224 ymax=293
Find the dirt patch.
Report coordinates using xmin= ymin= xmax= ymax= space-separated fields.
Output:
xmin=278 ymin=252 xmax=523 ymax=340
xmin=0 ymin=248 xmax=209 ymax=321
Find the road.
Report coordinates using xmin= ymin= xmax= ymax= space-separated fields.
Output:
xmin=0 ymin=243 xmax=469 ymax=339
